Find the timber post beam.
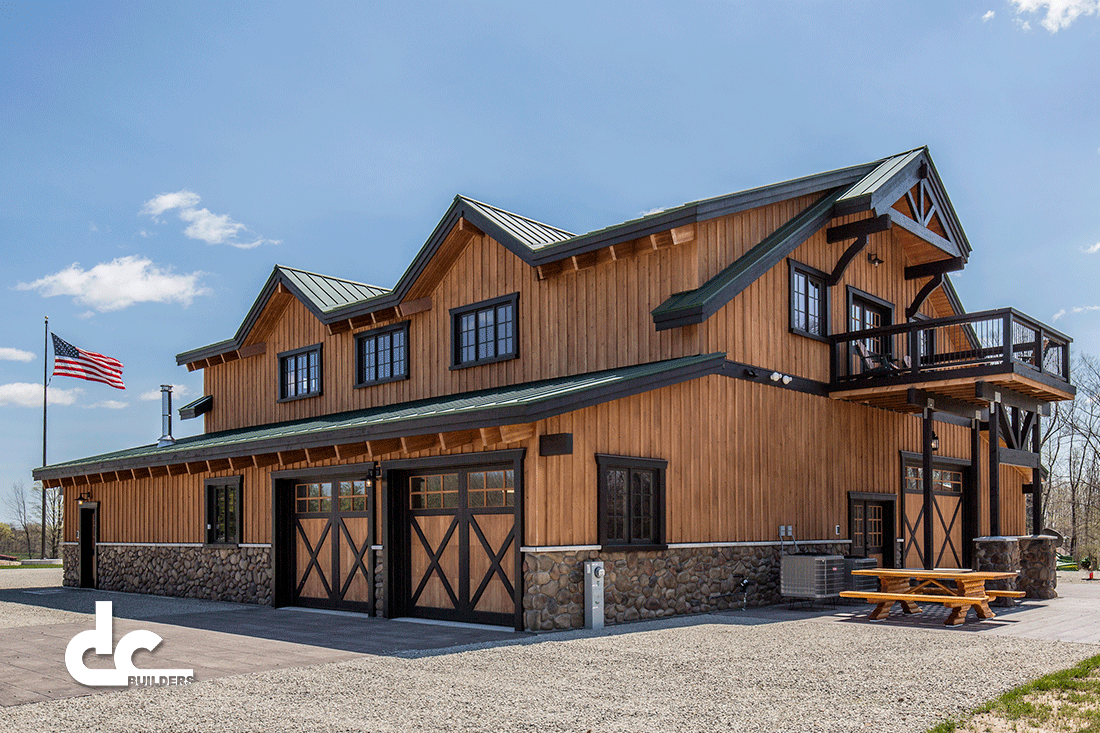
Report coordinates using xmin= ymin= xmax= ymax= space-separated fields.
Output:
xmin=989 ymin=400 xmax=1002 ymax=537
xmin=906 ymin=273 xmax=944 ymax=320
xmin=907 ymin=389 xmax=985 ymax=420
xmin=825 ymin=214 xmax=891 ymax=243
xmin=975 ymin=382 xmax=1052 ymax=417
xmin=826 ymin=235 xmax=869 ymax=287
xmin=905 ymin=257 xmax=966 ymax=280
xmin=923 ymin=406 xmax=935 ymax=570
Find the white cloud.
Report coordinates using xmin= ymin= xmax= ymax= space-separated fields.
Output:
xmin=1054 ymin=305 xmax=1100 ymax=321
xmin=140 ymin=385 xmax=192 ymax=401
xmin=140 ymin=190 xmax=278 ymax=249
xmin=983 ymin=10 xmax=996 ymax=20
xmin=0 ymin=383 xmax=82 ymax=408
xmin=1084 ymin=242 xmax=1100 ymax=253
xmin=88 ymin=222 xmax=98 ymax=232
xmin=0 ymin=348 xmax=34 ymax=362
xmin=1009 ymin=0 xmax=1100 ymax=31
xmin=16 ymin=255 xmax=209 ymax=312
xmin=139 ymin=229 xmax=155 ymax=238
xmin=81 ymin=400 xmax=128 ymax=410
xmin=639 ymin=207 xmax=667 ymax=217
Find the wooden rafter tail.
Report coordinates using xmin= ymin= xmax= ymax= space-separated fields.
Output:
xmin=499 ymin=423 xmax=536 ymax=444
xmin=367 ymin=437 xmax=403 ymax=458
xmin=400 ymin=433 xmax=441 ymax=454
xmin=334 ymin=442 xmax=372 ymax=461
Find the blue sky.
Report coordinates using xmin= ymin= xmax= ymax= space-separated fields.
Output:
xmin=1 ymin=1 xmax=1098 ymax=518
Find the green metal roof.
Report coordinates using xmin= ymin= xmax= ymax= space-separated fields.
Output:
xmin=456 ymin=196 xmax=575 ymax=250
xmin=278 ymin=266 xmax=389 ymax=313
xmin=36 ymin=353 xmax=726 ymax=480
xmin=651 ymin=189 xmax=845 ymax=330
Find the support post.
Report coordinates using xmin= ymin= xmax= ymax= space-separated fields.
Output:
xmin=967 ymin=415 xmax=981 ymax=567
xmin=923 ymin=406 xmax=935 ymax=570
xmin=1032 ymin=416 xmax=1042 ymax=535
xmin=989 ymin=400 xmax=1002 ymax=537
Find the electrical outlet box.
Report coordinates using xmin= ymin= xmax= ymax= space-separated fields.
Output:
xmin=778 ymin=525 xmax=784 ymax=537
xmin=835 ymin=524 xmax=841 ymax=536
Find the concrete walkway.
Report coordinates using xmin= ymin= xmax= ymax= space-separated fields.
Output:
xmin=0 ymin=575 xmax=517 ymax=707
xmin=2 ymin=570 xmax=1098 ymax=708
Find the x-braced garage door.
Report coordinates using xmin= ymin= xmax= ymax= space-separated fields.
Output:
xmin=403 ymin=466 xmax=518 ymax=627
xmin=901 ymin=462 xmax=967 ymax=569
xmin=293 ymin=480 xmax=374 ymax=612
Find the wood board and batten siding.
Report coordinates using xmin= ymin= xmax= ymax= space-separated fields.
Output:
xmin=525 ymin=375 xmax=1026 ymax=547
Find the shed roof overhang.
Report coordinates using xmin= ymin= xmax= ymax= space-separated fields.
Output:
xmin=36 ymin=353 xmax=726 ymax=485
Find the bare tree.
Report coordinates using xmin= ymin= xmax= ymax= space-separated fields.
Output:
xmin=44 ymin=484 xmax=63 ymax=558
xmin=5 ymin=482 xmax=32 ymax=557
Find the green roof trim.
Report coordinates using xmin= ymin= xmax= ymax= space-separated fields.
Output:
xmin=651 ymin=189 xmax=845 ymax=331
xmin=35 ymin=353 xmax=727 ymax=481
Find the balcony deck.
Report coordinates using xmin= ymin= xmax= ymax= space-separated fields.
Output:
xmin=828 ymin=309 xmax=1074 ymax=413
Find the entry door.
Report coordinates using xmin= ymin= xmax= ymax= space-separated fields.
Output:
xmin=406 ymin=466 xmax=517 ymax=626
xmin=850 ymin=495 xmax=894 ymax=568
xmin=902 ymin=464 xmax=965 ymax=569
xmin=850 ymin=296 xmax=891 ymax=358
xmin=293 ymin=480 xmax=374 ymax=612
xmin=78 ymin=504 xmax=98 ymax=589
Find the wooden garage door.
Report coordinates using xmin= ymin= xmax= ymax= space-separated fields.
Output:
xmin=902 ymin=465 xmax=964 ymax=569
xmin=407 ymin=467 xmax=517 ymax=627
xmin=294 ymin=480 xmax=374 ymax=613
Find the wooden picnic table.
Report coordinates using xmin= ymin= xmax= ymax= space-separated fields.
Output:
xmin=839 ymin=569 xmax=1023 ymax=626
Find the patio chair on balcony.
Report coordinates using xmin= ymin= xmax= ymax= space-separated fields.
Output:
xmin=853 ymin=342 xmax=909 ymax=375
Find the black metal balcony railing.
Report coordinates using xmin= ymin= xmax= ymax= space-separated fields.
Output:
xmin=830 ymin=308 xmax=1071 ymax=387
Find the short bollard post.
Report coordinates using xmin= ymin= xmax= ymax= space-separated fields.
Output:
xmin=584 ymin=560 xmax=605 ymax=630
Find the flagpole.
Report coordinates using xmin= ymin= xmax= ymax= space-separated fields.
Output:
xmin=42 ymin=316 xmax=48 ymax=560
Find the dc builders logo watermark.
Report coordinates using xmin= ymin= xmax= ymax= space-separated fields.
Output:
xmin=66 ymin=601 xmax=195 ymax=688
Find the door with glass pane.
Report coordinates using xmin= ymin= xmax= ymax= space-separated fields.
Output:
xmin=293 ymin=479 xmax=374 ymax=612
xmin=849 ymin=494 xmax=895 ymax=569
xmin=902 ymin=463 xmax=965 ymax=569
xmin=406 ymin=465 xmax=517 ymax=626
xmin=850 ymin=295 xmax=892 ymax=372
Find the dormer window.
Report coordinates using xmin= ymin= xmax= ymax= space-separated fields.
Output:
xmin=356 ymin=322 xmax=409 ymax=387
xmin=451 ymin=293 xmax=518 ymax=369
xmin=279 ymin=344 xmax=322 ymax=401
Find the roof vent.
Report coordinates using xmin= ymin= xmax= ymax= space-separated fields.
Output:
xmin=157 ymin=385 xmax=176 ymax=447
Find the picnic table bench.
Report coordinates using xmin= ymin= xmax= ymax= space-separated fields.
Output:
xmin=839 ymin=569 xmax=1020 ymax=625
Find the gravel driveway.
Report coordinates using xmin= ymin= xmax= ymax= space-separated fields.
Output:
xmin=4 ymin=611 xmax=1094 ymax=732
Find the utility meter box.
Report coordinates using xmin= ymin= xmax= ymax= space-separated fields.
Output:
xmin=584 ymin=560 xmax=605 ymax=630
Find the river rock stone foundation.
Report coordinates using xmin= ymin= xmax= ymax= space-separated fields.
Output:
xmin=973 ymin=536 xmax=1020 ymax=608
xmin=1018 ymin=535 xmax=1059 ymax=600
xmin=62 ymin=544 xmax=79 ymax=586
xmin=88 ymin=545 xmax=272 ymax=604
xmin=523 ymin=543 xmax=847 ymax=632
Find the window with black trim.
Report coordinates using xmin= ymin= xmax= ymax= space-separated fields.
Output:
xmin=597 ymin=454 xmax=666 ymax=548
xmin=205 ymin=476 xmax=242 ymax=545
xmin=356 ymin=322 xmax=409 ymax=387
xmin=451 ymin=293 xmax=518 ymax=368
xmin=279 ymin=344 xmax=322 ymax=401
xmin=788 ymin=260 xmax=828 ymax=339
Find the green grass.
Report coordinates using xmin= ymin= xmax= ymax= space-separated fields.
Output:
xmin=928 ymin=653 xmax=1100 ymax=732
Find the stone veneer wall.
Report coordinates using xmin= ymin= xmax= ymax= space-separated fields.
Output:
xmin=62 ymin=544 xmax=79 ymax=587
xmin=523 ymin=543 xmax=847 ymax=632
xmin=1016 ymin=535 xmax=1058 ymax=600
xmin=972 ymin=536 xmax=1020 ymax=607
xmin=373 ymin=550 xmax=385 ymax=617
xmin=80 ymin=545 xmax=273 ymax=605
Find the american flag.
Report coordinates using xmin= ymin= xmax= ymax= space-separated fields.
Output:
xmin=51 ymin=334 xmax=125 ymax=390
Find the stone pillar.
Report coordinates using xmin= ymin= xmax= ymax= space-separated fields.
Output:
xmin=1017 ymin=535 xmax=1059 ymax=600
xmin=972 ymin=536 xmax=1019 ymax=607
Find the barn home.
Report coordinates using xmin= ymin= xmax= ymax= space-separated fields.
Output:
xmin=35 ymin=147 xmax=1074 ymax=631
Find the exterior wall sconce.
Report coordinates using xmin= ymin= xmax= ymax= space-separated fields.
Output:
xmin=365 ymin=461 xmax=382 ymax=489
xmin=931 ymin=432 xmax=940 ymax=452
xmin=770 ymin=372 xmax=782 ymax=381
xmin=77 ymin=491 xmax=92 ymax=504
xmin=781 ymin=375 xmax=793 ymax=385
xmin=867 ymin=253 xmax=884 ymax=267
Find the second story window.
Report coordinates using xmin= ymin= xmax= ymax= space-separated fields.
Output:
xmin=279 ymin=344 xmax=322 ymax=401
xmin=356 ymin=322 xmax=409 ymax=387
xmin=451 ymin=293 xmax=518 ymax=368
xmin=788 ymin=260 xmax=828 ymax=339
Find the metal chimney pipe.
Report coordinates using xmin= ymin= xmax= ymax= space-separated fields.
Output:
xmin=157 ymin=385 xmax=176 ymax=447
